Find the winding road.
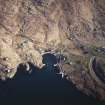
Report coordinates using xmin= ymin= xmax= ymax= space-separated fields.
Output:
xmin=89 ymin=56 xmax=105 ymax=86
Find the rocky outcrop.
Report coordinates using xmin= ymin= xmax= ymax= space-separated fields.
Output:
xmin=60 ymin=54 xmax=105 ymax=100
xmin=0 ymin=0 xmax=105 ymax=100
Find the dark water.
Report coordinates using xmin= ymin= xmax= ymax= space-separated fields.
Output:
xmin=0 ymin=53 xmax=104 ymax=105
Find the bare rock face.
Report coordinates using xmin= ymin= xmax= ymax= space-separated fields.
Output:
xmin=0 ymin=0 xmax=105 ymax=100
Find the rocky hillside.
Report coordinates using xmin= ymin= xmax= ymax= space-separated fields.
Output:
xmin=0 ymin=0 xmax=105 ymax=100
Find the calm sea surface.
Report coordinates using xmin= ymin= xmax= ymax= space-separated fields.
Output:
xmin=0 ymin=53 xmax=104 ymax=105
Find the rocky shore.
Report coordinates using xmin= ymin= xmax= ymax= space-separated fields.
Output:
xmin=0 ymin=0 xmax=105 ymax=101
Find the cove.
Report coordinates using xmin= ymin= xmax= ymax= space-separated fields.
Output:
xmin=0 ymin=53 xmax=104 ymax=105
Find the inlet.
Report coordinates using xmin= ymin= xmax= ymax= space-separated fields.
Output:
xmin=0 ymin=53 xmax=102 ymax=105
